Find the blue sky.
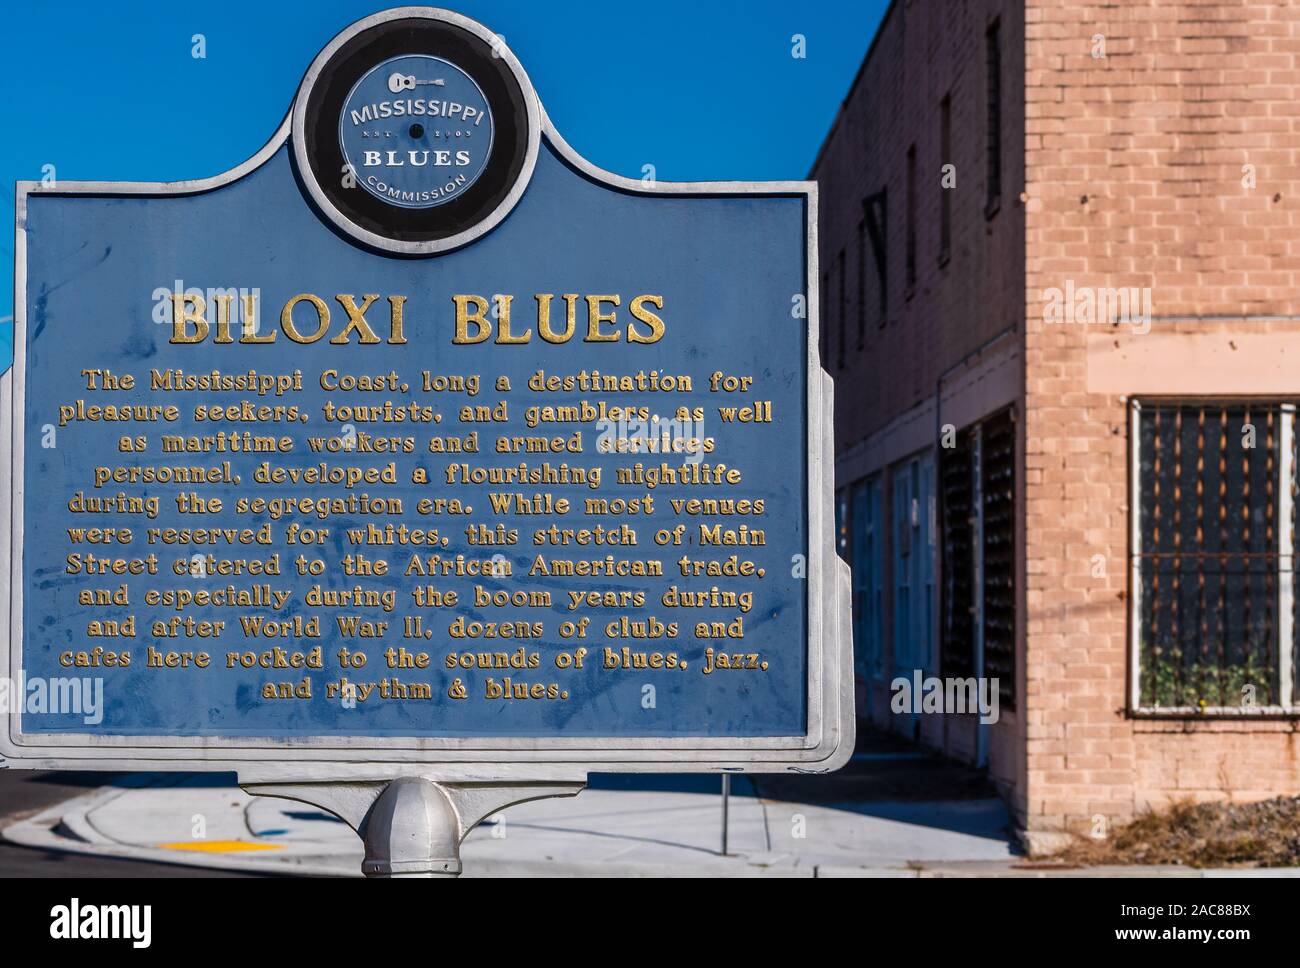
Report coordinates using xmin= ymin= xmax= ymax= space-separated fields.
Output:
xmin=0 ymin=0 xmax=888 ymax=368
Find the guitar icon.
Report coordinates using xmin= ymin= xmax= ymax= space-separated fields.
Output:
xmin=388 ymin=73 xmax=446 ymax=93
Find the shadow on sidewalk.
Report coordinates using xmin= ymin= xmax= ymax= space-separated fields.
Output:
xmin=592 ymin=724 xmax=1014 ymax=855
xmin=590 ymin=725 xmax=995 ymax=804
xmin=749 ymin=723 xmax=1016 ymax=849
xmin=752 ymin=724 xmax=997 ymax=804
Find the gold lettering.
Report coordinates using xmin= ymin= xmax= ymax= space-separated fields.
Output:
xmin=585 ymin=294 xmax=621 ymax=343
xmin=281 ymin=293 xmax=331 ymax=343
xmin=387 ymin=295 xmax=408 ymax=344
xmin=330 ymin=294 xmax=382 ymax=344
xmin=628 ymin=294 xmax=665 ymax=344
xmin=170 ymin=294 xmax=208 ymax=344
xmin=453 ymin=294 xmax=491 ymax=344
xmin=494 ymin=295 xmax=531 ymax=344
xmin=537 ymin=293 xmax=579 ymax=343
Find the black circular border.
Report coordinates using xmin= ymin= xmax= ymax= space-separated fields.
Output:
xmin=300 ymin=18 xmax=529 ymax=245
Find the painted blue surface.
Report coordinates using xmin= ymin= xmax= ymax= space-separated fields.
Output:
xmin=20 ymin=140 xmax=810 ymax=737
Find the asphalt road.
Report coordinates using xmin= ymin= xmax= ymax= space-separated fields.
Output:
xmin=0 ymin=770 xmax=264 ymax=877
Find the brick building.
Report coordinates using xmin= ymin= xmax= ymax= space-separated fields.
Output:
xmin=818 ymin=0 xmax=1300 ymax=849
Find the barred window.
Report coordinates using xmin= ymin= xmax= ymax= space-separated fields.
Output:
xmin=940 ymin=426 xmax=976 ymax=678
xmin=982 ymin=408 xmax=1016 ymax=709
xmin=939 ymin=407 xmax=1017 ymax=711
xmin=1132 ymin=400 xmax=1296 ymax=711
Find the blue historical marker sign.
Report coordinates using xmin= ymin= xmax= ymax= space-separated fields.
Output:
xmin=3 ymin=7 xmax=852 ymax=782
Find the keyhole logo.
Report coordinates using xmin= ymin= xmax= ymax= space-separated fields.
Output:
xmin=339 ymin=54 xmax=495 ymax=209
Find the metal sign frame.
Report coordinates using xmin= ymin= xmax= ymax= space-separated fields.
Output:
xmin=2 ymin=6 xmax=853 ymax=783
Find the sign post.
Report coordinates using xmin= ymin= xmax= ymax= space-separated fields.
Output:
xmin=4 ymin=6 xmax=853 ymax=877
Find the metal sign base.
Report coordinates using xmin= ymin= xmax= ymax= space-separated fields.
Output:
xmin=242 ymin=776 xmax=585 ymax=877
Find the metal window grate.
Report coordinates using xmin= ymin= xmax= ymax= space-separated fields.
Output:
xmin=940 ymin=428 xmax=976 ymax=678
xmin=937 ymin=408 xmax=1017 ymax=706
xmin=982 ymin=408 xmax=1016 ymax=710
xmin=1293 ymin=420 xmax=1299 ymax=703
xmin=1136 ymin=403 xmax=1281 ymax=707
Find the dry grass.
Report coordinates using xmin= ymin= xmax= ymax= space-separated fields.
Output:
xmin=1052 ymin=796 xmax=1300 ymax=868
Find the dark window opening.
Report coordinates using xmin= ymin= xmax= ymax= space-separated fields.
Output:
xmin=905 ymin=143 xmax=918 ymax=292
xmin=862 ymin=190 xmax=888 ymax=327
xmin=939 ymin=93 xmax=952 ymax=264
xmin=837 ymin=249 xmax=847 ymax=370
xmin=984 ymin=21 xmax=1002 ymax=215
xmin=856 ymin=219 xmax=867 ymax=348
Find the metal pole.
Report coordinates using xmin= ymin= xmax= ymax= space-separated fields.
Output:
xmin=243 ymin=776 xmax=585 ymax=878
xmin=720 ymin=774 xmax=730 ymax=856
xmin=362 ymin=776 xmax=462 ymax=877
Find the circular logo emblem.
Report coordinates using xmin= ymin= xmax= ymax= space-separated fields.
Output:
xmin=292 ymin=10 xmax=540 ymax=255
xmin=339 ymin=54 xmax=495 ymax=210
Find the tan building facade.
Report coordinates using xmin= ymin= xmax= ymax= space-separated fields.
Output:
xmin=818 ymin=0 xmax=1300 ymax=849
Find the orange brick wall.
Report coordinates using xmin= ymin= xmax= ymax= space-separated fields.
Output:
xmin=1023 ymin=0 xmax=1300 ymax=844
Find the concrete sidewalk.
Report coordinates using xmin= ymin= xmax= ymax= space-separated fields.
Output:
xmin=5 ymin=756 xmax=1299 ymax=877
xmin=1 ymin=766 xmax=1026 ymax=877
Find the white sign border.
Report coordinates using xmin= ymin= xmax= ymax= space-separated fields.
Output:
xmin=2 ymin=7 xmax=853 ymax=780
